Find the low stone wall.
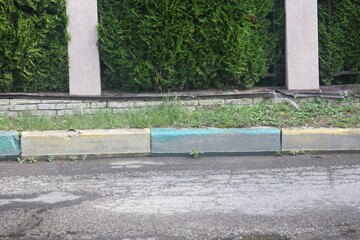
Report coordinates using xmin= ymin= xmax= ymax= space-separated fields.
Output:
xmin=0 ymin=97 xmax=263 ymax=117
xmin=0 ymin=95 xmax=359 ymax=117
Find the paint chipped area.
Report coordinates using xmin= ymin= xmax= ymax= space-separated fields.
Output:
xmin=0 ymin=132 xmax=20 ymax=154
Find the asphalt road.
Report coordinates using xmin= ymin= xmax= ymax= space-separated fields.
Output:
xmin=0 ymin=153 xmax=360 ymax=240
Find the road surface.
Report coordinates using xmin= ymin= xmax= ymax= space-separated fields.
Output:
xmin=0 ymin=153 xmax=360 ymax=240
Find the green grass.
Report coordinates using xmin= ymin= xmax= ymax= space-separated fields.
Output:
xmin=0 ymin=100 xmax=359 ymax=131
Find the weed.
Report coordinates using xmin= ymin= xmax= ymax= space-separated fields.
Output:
xmin=275 ymin=150 xmax=283 ymax=156
xmin=48 ymin=156 xmax=54 ymax=162
xmin=289 ymin=150 xmax=306 ymax=155
xmin=0 ymin=100 xmax=359 ymax=131
xmin=189 ymin=148 xmax=204 ymax=159
xmin=336 ymin=122 xmax=346 ymax=128
xmin=69 ymin=156 xmax=78 ymax=161
xmin=17 ymin=157 xmax=25 ymax=164
xmin=28 ymin=157 xmax=37 ymax=163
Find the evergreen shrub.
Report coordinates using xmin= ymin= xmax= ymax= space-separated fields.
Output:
xmin=318 ymin=0 xmax=360 ymax=85
xmin=98 ymin=0 xmax=275 ymax=92
xmin=0 ymin=0 xmax=69 ymax=92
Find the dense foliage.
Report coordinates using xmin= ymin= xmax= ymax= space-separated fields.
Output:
xmin=98 ymin=0 xmax=275 ymax=92
xmin=318 ymin=0 xmax=360 ymax=85
xmin=0 ymin=0 xmax=69 ymax=92
xmin=0 ymin=0 xmax=358 ymax=93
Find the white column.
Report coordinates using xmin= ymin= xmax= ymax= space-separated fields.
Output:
xmin=285 ymin=0 xmax=320 ymax=90
xmin=67 ymin=0 xmax=101 ymax=96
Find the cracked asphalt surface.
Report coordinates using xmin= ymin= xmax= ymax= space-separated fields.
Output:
xmin=0 ymin=153 xmax=360 ymax=240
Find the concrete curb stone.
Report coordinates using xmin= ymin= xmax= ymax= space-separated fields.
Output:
xmin=282 ymin=128 xmax=360 ymax=151
xmin=0 ymin=131 xmax=21 ymax=160
xmin=151 ymin=127 xmax=281 ymax=156
xmin=1 ymin=128 xmax=359 ymax=161
xmin=21 ymin=129 xmax=150 ymax=159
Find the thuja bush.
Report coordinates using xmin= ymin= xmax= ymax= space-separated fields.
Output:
xmin=318 ymin=0 xmax=360 ymax=85
xmin=0 ymin=0 xmax=69 ymax=92
xmin=98 ymin=0 xmax=275 ymax=92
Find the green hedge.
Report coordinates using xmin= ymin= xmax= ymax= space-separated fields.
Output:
xmin=1 ymin=0 xmax=358 ymax=93
xmin=0 ymin=0 xmax=69 ymax=92
xmin=318 ymin=0 xmax=359 ymax=85
xmin=98 ymin=0 xmax=275 ymax=92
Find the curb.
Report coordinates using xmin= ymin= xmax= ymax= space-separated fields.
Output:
xmin=0 ymin=131 xmax=20 ymax=160
xmin=21 ymin=129 xmax=150 ymax=160
xmin=151 ymin=127 xmax=281 ymax=156
xmin=282 ymin=128 xmax=360 ymax=152
xmin=0 ymin=128 xmax=359 ymax=160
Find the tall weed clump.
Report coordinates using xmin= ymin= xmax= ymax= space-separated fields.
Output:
xmin=0 ymin=0 xmax=69 ymax=92
xmin=98 ymin=0 xmax=275 ymax=92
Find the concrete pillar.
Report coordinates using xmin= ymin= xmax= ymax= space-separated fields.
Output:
xmin=285 ymin=0 xmax=320 ymax=90
xmin=67 ymin=0 xmax=101 ymax=96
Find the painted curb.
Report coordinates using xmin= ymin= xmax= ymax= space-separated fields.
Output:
xmin=0 ymin=131 xmax=21 ymax=160
xmin=21 ymin=129 xmax=150 ymax=159
xmin=151 ymin=127 xmax=281 ymax=156
xmin=1 ymin=128 xmax=359 ymax=161
xmin=282 ymin=128 xmax=360 ymax=151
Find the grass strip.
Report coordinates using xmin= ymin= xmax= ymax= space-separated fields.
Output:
xmin=0 ymin=100 xmax=359 ymax=131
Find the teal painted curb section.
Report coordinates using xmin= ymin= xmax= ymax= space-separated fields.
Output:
xmin=151 ymin=127 xmax=281 ymax=156
xmin=0 ymin=131 xmax=20 ymax=160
